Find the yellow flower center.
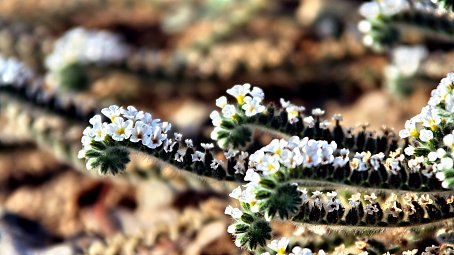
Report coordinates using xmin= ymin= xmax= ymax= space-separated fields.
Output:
xmin=116 ymin=127 xmax=125 ymax=135
xmin=236 ymin=95 xmax=245 ymax=105
xmin=276 ymin=248 xmax=286 ymax=254
xmin=410 ymin=128 xmax=419 ymax=138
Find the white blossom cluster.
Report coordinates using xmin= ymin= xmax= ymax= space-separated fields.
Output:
xmin=357 ymin=0 xmax=409 ymax=47
xmin=248 ymin=136 xmax=339 ymax=175
xmin=399 ymin=73 xmax=454 ymax=188
xmin=0 ymin=56 xmax=34 ymax=85
xmin=45 ymin=27 xmax=130 ymax=72
xmin=257 ymin=236 xmax=421 ymax=255
xmin=210 ymin=83 xmax=266 ymax=146
xmin=78 ymin=105 xmax=174 ymax=169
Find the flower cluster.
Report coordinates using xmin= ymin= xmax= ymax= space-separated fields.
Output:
xmin=0 ymin=56 xmax=34 ymax=86
xmin=399 ymin=73 xmax=454 ymax=189
xmin=45 ymin=27 xmax=129 ymax=72
xmin=210 ymin=83 xmax=265 ymax=148
xmin=358 ymin=0 xmax=409 ymax=48
xmin=248 ymin=136 xmax=338 ymax=175
xmin=78 ymin=105 xmax=172 ymax=172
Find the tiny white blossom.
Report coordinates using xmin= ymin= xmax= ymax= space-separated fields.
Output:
xmin=201 ymin=143 xmax=214 ymax=150
xmin=222 ymin=104 xmax=237 ymax=119
xmin=174 ymin=132 xmax=183 ymax=141
xmin=210 ymin=159 xmax=223 ymax=169
xmin=108 ymin=117 xmax=133 ymax=141
xmin=121 ymin=105 xmax=145 ymax=121
xmin=191 ymin=151 xmax=205 ymax=162
xmin=226 ymin=83 xmax=251 ymax=104
xmin=290 ymin=246 xmax=313 ymax=255
xmin=419 ymin=129 xmax=433 ymax=142
xmin=185 ymin=139 xmax=193 ymax=148
xmin=224 ymin=205 xmax=243 ymax=219
xmin=268 ymin=237 xmax=289 ymax=255
xmin=242 ymin=96 xmax=266 ymax=116
xmin=216 ymin=96 xmax=228 ymax=108
xmin=101 ymin=105 xmax=122 ymax=122
xmin=250 ymin=86 xmax=265 ymax=100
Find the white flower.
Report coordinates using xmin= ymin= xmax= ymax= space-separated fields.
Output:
xmin=101 ymin=105 xmax=123 ymax=122
xmin=265 ymin=139 xmax=287 ymax=156
xmin=419 ymin=129 xmax=433 ymax=142
xmin=380 ymin=0 xmax=408 ymax=16
xmin=290 ymin=246 xmax=313 ymax=255
xmin=108 ymin=117 xmax=133 ymax=141
xmin=257 ymin=154 xmax=280 ymax=175
xmin=366 ymin=204 xmax=379 ymax=215
xmin=185 ymin=139 xmax=193 ymax=148
xmin=226 ymin=83 xmax=251 ymax=104
xmin=210 ymin=159 xmax=223 ymax=169
xmin=444 ymin=133 xmax=454 ymax=148
xmin=268 ymin=237 xmax=289 ymax=255
xmin=244 ymin=169 xmax=261 ymax=184
xmin=81 ymin=135 xmax=92 ymax=147
xmin=143 ymin=126 xmax=167 ymax=149
xmin=222 ymin=104 xmax=237 ymax=119
xmin=229 ymin=186 xmax=242 ymax=200
xmin=175 ymin=149 xmax=186 ymax=162
xmin=326 ymin=199 xmax=341 ymax=212
xmin=91 ymin=121 xmax=108 ymax=141
xmin=201 ymin=143 xmax=214 ymax=150
xmin=311 ymin=108 xmax=325 ymax=116
xmin=285 ymin=104 xmax=305 ymax=124
xmin=227 ymin=224 xmax=236 ymax=234
xmin=161 ymin=122 xmax=172 ymax=133
xmin=140 ymin=112 xmax=161 ymax=126
xmin=348 ymin=193 xmax=361 ymax=207
xmin=364 ymin=193 xmax=377 ymax=203
xmin=402 ymin=249 xmax=418 ymax=255
xmin=225 ymin=149 xmax=239 ymax=159
xmin=438 ymin=157 xmax=453 ymax=170
xmin=191 ymin=151 xmax=205 ymax=162
xmin=359 ymin=2 xmax=380 ymax=19
xmin=250 ymin=86 xmax=265 ymax=101
xmin=327 ymin=191 xmax=337 ymax=200
xmin=239 ymin=186 xmax=256 ymax=204
xmin=242 ymin=96 xmax=265 ymax=116
xmin=404 ymin=146 xmax=415 ymax=156
xmin=121 ymin=105 xmax=144 ymax=121
xmin=129 ymin=121 xmax=149 ymax=143
xmin=428 ymin=151 xmax=438 ymax=162
xmin=216 ymin=96 xmax=228 ymax=108
xmin=224 ymin=205 xmax=243 ymax=219
xmin=163 ymin=139 xmax=177 ymax=153
xmin=358 ymin=20 xmax=372 ymax=33
xmin=303 ymin=116 xmax=315 ymax=128
xmin=174 ymin=132 xmax=183 ymax=141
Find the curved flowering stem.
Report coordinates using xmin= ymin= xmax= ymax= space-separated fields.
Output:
xmin=358 ymin=1 xmax=454 ymax=50
xmin=210 ymin=84 xmax=400 ymax=155
xmin=224 ymin=134 xmax=454 ymax=253
xmin=78 ymin=104 xmax=255 ymax=182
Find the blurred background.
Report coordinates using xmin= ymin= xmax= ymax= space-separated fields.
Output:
xmin=0 ymin=0 xmax=450 ymax=254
